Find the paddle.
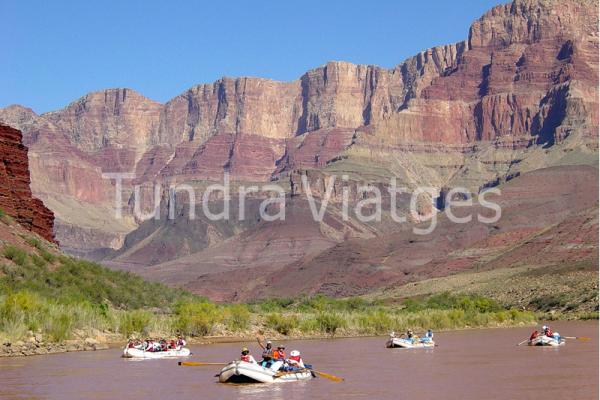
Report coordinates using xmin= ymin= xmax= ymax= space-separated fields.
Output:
xmin=564 ymin=336 xmax=591 ymax=341
xmin=516 ymin=338 xmax=530 ymax=346
xmin=178 ymin=361 xmax=228 ymax=366
xmin=277 ymin=368 xmax=344 ymax=382
xmin=310 ymin=369 xmax=344 ymax=382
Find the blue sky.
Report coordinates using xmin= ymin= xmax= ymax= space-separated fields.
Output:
xmin=1 ymin=0 xmax=501 ymax=113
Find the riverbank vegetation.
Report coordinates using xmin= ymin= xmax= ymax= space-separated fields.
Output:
xmin=0 ymin=238 xmax=593 ymax=350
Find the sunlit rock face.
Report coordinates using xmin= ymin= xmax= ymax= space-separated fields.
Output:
xmin=0 ymin=124 xmax=54 ymax=242
xmin=0 ymin=0 xmax=597 ymax=297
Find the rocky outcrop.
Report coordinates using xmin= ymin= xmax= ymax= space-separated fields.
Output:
xmin=0 ymin=124 xmax=54 ymax=242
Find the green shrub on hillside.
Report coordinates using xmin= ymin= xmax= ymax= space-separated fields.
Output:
xmin=402 ymin=292 xmax=502 ymax=313
xmin=251 ymin=298 xmax=295 ymax=313
xmin=173 ymin=301 xmax=222 ymax=336
xmin=0 ymin=251 xmax=191 ymax=310
xmin=316 ymin=312 xmax=346 ymax=336
xmin=225 ymin=304 xmax=251 ymax=331
xmin=47 ymin=311 xmax=73 ymax=341
xmin=119 ymin=310 xmax=151 ymax=338
xmin=357 ymin=310 xmax=395 ymax=334
xmin=3 ymin=245 xmax=28 ymax=266
xmin=39 ymin=249 xmax=56 ymax=263
xmin=265 ymin=313 xmax=298 ymax=335
xmin=24 ymin=236 xmax=43 ymax=250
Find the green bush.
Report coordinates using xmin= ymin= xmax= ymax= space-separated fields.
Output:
xmin=401 ymin=292 xmax=503 ymax=313
xmin=30 ymin=254 xmax=47 ymax=268
xmin=3 ymin=245 xmax=28 ymax=266
xmin=47 ymin=311 xmax=73 ymax=341
xmin=225 ymin=304 xmax=251 ymax=331
xmin=316 ymin=312 xmax=346 ymax=336
xmin=298 ymin=316 xmax=320 ymax=333
xmin=357 ymin=310 xmax=395 ymax=334
xmin=251 ymin=298 xmax=295 ymax=313
xmin=24 ymin=237 xmax=43 ymax=250
xmin=173 ymin=301 xmax=222 ymax=336
xmin=528 ymin=294 xmax=568 ymax=312
xmin=265 ymin=313 xmax=298 ymax=335
xmin=39 ymin=249 xmax=56 ymax=263
xmin=119 ymin=310 xmax=151 ymax=337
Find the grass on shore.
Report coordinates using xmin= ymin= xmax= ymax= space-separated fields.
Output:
xmin=0 ymin=240 xmax=538 ymax=345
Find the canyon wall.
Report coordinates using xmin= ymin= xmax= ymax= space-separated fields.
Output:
xmin=0 ymin=124 xmax=54 ymax=242
xmin=0 ymin=0 xmax=596 ymax=289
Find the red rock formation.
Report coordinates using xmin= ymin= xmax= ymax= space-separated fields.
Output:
xmin=0 ymin=0 xmax=596 ymax=263
xmin=0 ymin=124 xmax=54 ymax=242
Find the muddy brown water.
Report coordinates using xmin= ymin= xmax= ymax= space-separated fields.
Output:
xmin=0 ymin=321 xmax=597 ymax=400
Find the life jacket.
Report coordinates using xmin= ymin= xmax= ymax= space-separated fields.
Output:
xmin=262 ymin=348 xmax=273 ymax=359
xmin=288 ymin=355 xmax=301 ymax=364
xmin=241 ymin=354 xmax=251 ymax=362
xmin=530 ymin=330 xmax=539 ymax=340
xmin=273 ymin=350 xmax=285 ymax=360
xmin=545 ymin=328 xmax=554 ymax=337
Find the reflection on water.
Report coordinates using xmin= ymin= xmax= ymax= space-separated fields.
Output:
xmin=0 ymin=321 xmax=597 ymax=400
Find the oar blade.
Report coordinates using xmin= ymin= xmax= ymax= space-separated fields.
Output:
xmin=314 ymin=370 xmax=344 ymax=382
xmin=179 ymin=361 xmax=227 ymax=367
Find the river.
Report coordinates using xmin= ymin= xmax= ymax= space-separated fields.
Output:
xmin=0 ymin=321 xmax=597 ymax=400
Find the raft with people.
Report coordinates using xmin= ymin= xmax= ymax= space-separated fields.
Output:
xmin=123 ymin=337 xmax=191 ymax=359
xmin=524 ymin=325 xmax=565 ymax=347
xmin=180 ymin=338 xmax=343 ymax=383
xmin=386 ymin=329 xmax=435 ymax=349
xmin=218 ymin=360 xmax=314 ymax=383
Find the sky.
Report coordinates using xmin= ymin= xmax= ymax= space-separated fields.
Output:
xmin=1 ymin=0 xmax=501 ymax=113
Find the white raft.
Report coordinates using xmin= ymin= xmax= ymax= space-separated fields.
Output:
xmin=122 ymin=346 xmax=191 ymax=359
xmin=528 ymin=335 xmax=565 ymax=347
xmin=218 ymin=360 xmax=313 ymax=383
xmin=386 ymin=337 xmax=435 ymax=349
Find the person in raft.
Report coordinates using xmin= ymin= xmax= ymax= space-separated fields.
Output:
xmin=420 ymin=329 xmax=434 ymax=342
xmin=542 ymin=325 xmax=554 ymax=337
xmin=176 ymin=336 xmax=187 ymax=349
xmin=287 ymin=350 xmax=305 ymax=369
xmin=273 ymin=345 xmax=286 ymax=361
xmin=257 ymin=338 xmax=274 ymax=367
xmin=240 ymin=347 xmax=257 ymax=364
xmin=530 ymin=326 xmax=560 ymax=341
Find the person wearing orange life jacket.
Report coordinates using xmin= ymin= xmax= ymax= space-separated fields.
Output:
xmin=272 ymin=345 xmax=286 ymax=361
xmin=287 ymin=350 xmax=305 ymax=369
xmin=542 ymin=325 xmax=554 ymax=337
xmin=240 ymin=347 xmax=257 ymax=364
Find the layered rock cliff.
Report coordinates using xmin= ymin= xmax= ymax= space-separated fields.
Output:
xmin=0 ymin=0 xmax=596 ymax=274
xmin=0 ymin=124 xmax=54 ymax=242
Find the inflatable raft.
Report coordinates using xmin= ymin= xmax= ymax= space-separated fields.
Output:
xmin=218 ymin=360 xmax=314 ymax=383
xmin=528 ymin=335 xmax=565 ymax=347
xmin=386 ymin=337 xmax=435 ymax=349
xmin=122 ymin=346 xmax=192 ymax=359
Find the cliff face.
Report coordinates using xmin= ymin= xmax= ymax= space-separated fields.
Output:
xmin=0 ymin=0 xmax=597 ymax=262
xmin=0 ymin=124 xmax=54 ymax=242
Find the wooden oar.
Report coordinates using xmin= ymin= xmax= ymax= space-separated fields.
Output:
xmin=310 ymin=369 xmax=344 ymax=382
xmin=274 ymin=367 xmax=344 ymax=382
xmin=178 ymin=361 xmax=228 ymax=366
xmin=517 ymin=338 xmax=530 ymax=346
xmin=564 ymin=336 xmax=591 ymax=341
